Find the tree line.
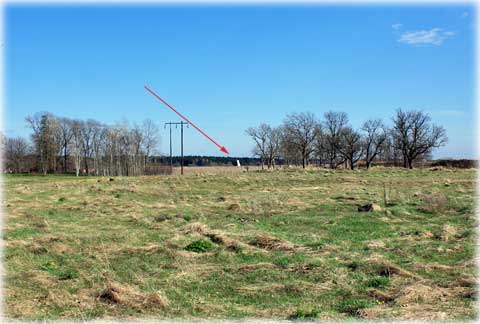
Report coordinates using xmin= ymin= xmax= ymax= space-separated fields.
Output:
xmin=2 ymin=112 xmax=161 ymax=176
xmin=246 ymin=109 xmax=447 ymax=169
xmin=159 ymin=155 xmax=261 ymax=167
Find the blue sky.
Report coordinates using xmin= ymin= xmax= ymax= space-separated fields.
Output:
xmin=4 ymin=4 xmax=476 ymax=158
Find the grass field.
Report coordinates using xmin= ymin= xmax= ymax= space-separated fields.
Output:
xmin=3 ymin=167 xmax=478 ymax=321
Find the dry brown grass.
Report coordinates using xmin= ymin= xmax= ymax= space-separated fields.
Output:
xmin=248 ymin=234 xmax=297 ymax=251
xmin=418 ymin=192 xmax=448 ymax=213
xmin=366 ymin=255 xmax=422 ymax=279
xmin=97 ymin=281 xmax=169 ymax=311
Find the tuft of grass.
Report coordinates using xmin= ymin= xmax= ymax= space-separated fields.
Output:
xmin=337 ymin=298 xmax=371 ymax=317
xmin=184 ymin=239 xmax=214 ymax=253
xmin=366 ymin=276 xmax=390 ymax=288
xmin=40 ymin=260 xmax=79 ymax=280
xmin=418 ymin=193 xmax=448 ymax=213
xmin=288 ymin=308 xmax=320 ymax=320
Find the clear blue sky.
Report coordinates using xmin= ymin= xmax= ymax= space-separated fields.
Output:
xmin=4 ymin=4 xmax=476 ymax=158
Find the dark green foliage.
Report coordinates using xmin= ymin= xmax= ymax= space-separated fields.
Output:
xmin=366 ymin=276 xmax=390 ymax=288
xmin=288 ymin=308 xmax=320 ymax=320
xmin=185 ymin=240 xmax=214 ymax=253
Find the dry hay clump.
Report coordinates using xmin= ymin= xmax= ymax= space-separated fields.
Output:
xmin=180 ymin=222 xmax=251 ymax=253
xmin=368 ymin=289 xmax=395 ymax=302
xmin=249 ymin=234 xmax=299 ymax=252
xmin=28 ymin=235 xmax=72 ymax=255
xmin=365 ymin=255 xmax=421 ymax=279
xmin=440 ymin=224 xmax=458 ymax=241
xmin=182 ymin=222 xmax=209 ymax=235
xmin=235 ymin=283 xmax=302 ymax=295
xmin=5 ymin=240 xmax=29 ymax=248
xmin=227 ymin=203 xmax=241 ymax=212
xmin=418 ymin=193 xmax=448 ymax=213
xmin=124 ymin=243 xmax=164 ymax=255
xmin=360 ymin=303 xmax=450 ymax=321
xmin=27 ymin=242 xmax=48 ymax=254
xmin=286 ymin=262 xmax=323 ymax=274
xmin=205 ymin=230 xmax=250 ymax=252
xmin=449 ymin=277 xmax=477 ymax=288
xmin=97 ymin=281 xmax=169 ymax=311
xmin=394 ymin=282 xmax=448 ymax=306
xmin=368 ymin=279 xmax=476 ymax=309
xmin=361 ymin=280 xmax=476 ymax=322
xmin=444 ymin=277 xmax=478 ymax=299
xmin=236 ymin=262 xmax=278 ymax=273
xmin=366 ymin=239 xmax=386 ymax=250
xmin=15 ymin=185 xmax=32 ymax=194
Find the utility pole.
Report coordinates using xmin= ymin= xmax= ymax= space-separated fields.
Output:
xmin=181 ymin=121 xmax=184 ymax=175
xmin=164 ymin=123 xmax=173 ymax=173
xmin=164 ymin=121 xmax=188 ymax=175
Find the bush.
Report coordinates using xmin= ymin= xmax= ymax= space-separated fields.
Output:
xmin=431 ymin=159 xmax=477 ymax=169
xmin=185 ymin=240 xmax=214 ymax=253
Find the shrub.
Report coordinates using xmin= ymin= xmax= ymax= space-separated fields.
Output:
xmin=185 ymin=240 xmax=214 ymax=253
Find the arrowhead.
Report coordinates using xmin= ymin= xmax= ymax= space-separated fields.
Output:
xmin=220 ymin=146 xmax=229 ymax=154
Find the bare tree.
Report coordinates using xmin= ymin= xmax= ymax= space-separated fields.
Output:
xmin=5 ymin=136 xmax=31 ymax=173
xmin=131 ymin=124 xmax=145 ymax=176
xmin=362 ymin=119 xmax=387 ymax=169
xmin=56 ymin=117 xmax=73 ymax=173
xmin=26 ymin=112 xmax=59 ymax=175
xmin=69 ymin=120 xmax=83 ymax=176
xmin=16 ymin=112 xmax=167 ymax=176
xmin=338 ymin=127 xmax=364 ymax=170
xmin=245 ymin=124 xmax=279 ymax=169
xmin=141 ymin=119 xmax=160 ymax=167
xmin=313 ymin=125 xmax=331 ymax=167
xmin=279 ymin=126 xmax=299 ymax=166
xmin=323 ymin=111 xmax=348 ymax=169
xmin=80 ymin=119 xmax=97 ymax=175
xmin=84 ymin=119 xmax=104 ymax=176
xmin=265 ymin=126 xmax=282 ymax=169
xmin=392 ymin=109 xmax=447 ymax=169
xmin=282 ymin=112 xmax=318 ymax=168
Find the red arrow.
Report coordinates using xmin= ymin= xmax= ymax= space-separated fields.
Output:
xmin=144 ymin=85 xmax=229 ymax=155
